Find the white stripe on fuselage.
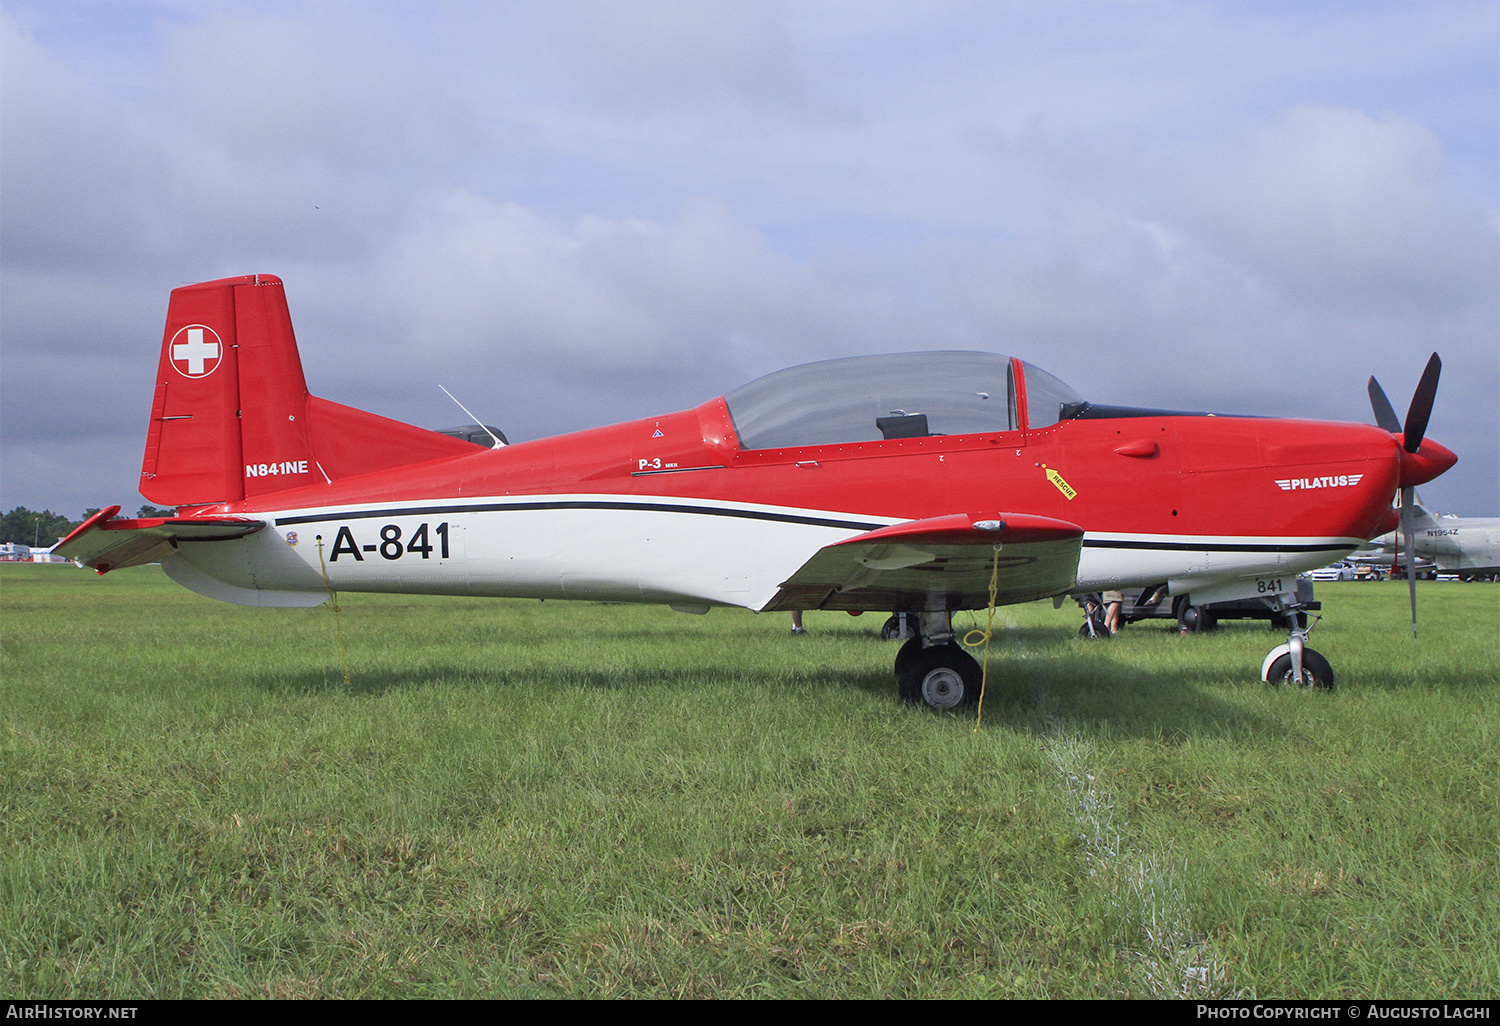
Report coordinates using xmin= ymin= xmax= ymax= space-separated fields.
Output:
xmin=1073 ymin=530 xmax=1361 ymax=592
xmin=165 ymin=495 xmax=1363 ymax=609
xmin=175 ymin=495 xmax=896 ymax=609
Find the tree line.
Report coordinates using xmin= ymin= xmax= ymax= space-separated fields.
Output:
xmin=0 ymin=506 xmax=175 ymax=547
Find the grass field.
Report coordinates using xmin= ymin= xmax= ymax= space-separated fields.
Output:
xmin=2 ymin=563 xmax=1496 ymax=999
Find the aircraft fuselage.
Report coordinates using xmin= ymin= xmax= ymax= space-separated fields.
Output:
xmin=173 ymin=396 xmax=1406 ymax=611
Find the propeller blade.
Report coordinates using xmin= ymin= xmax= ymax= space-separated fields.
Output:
xmin=1367 ymin=376 xmax=1402 ymax=433
xmin=1402 ymin=485 xmax=1418 ymax=639
xmin=1402 ymin=353 xmax=1441 ymax=454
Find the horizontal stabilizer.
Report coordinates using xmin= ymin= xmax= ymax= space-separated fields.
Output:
xmin=54 ymin=505 xmax=265 ymax=574
xmin=764 ymin=512 xmax=1083 ymax=612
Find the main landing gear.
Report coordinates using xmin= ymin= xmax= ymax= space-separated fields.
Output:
xmin=892 ymin=612 xmax=985 ymax=710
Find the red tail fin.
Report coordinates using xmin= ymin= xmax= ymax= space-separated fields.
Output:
xmin=140 ymin=275 xmax=476 ymax=506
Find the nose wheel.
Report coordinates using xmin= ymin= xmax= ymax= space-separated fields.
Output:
xmin=1261 ymin=610 xmax=1334 ymax=690
xmin=1265 ymin=648 xmax=1334 ymax=689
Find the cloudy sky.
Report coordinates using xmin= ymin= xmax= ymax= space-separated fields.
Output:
xmin=3 ymin=0 xmax=1496 ymax=525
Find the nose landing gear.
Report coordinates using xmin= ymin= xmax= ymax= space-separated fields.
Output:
xmin=1261 ymin=609 xmax=1334 ymax=690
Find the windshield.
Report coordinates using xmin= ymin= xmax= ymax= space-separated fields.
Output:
xmin=724 ymin=351 xmax=1037 ymax=450
xmin=1021 ymin=361 xmax=1084 ymax=429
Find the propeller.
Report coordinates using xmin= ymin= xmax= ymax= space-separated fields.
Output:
xmin=1366 ymin=377 xmax=1401 ymax=434
xmin=1367 ymin=353 xmax=1442 ymax=639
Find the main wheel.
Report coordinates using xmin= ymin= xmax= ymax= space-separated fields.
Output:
xmin=893 ymin=636 xmax=924 ymax=678
xmin=1266 ymin=648 xmax=1335 ymax=690
xmin=897 ymin=643 xmax=983 ymax=710
xmin=1177 ymin=603 xmax=1216 ymax=633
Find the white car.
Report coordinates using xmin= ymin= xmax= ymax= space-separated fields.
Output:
xmin=1308 ymin=561 xmax=1358 ymax=581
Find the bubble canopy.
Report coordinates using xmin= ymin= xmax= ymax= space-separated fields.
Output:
xmin=722 ymin=351 xmax=1083 ymax=450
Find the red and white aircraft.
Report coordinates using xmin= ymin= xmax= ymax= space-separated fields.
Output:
xmin=58 ymin=274 xmax=1456 ymax=707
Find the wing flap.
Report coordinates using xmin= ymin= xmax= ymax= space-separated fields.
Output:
xmin=54 ymin=505 xmax=266 ymax=573
xmin=763 ymin=512 xmax=1082 ymax=613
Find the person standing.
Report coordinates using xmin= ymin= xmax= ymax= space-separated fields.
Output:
xmin=1102 ymin=590 xmax=1124 ymax=634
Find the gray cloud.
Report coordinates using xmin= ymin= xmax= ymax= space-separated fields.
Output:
xmin=2 ymin=3 xmax=1495 ymax=520
xmin=541 ymin=0 xmax=802 ymax=107
xmin=0 ymin=16 xmax=160 ymax=271
xmin=1180 ymin=105 xmax=1498 ymax=310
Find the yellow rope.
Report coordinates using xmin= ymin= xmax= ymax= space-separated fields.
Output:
xmin=961 ymin=544 xmax=1003 ymax=731
xmin=315 ymin=535 xmax=351 ymax=687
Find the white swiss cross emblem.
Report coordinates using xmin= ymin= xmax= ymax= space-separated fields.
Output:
xmin=169 ymin=324 xmax=224 ymax=378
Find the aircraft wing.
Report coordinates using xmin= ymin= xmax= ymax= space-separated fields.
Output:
xmin=54 ymin=505 xmax=266 ymax=573
xmin=763 ymin=512 xmax=1083 ymax=612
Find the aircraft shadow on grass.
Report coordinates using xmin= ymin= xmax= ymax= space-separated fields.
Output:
xmin=251 ymin=626 xmax=1288 ymax=745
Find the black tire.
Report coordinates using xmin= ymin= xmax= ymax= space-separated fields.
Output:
xmin=1266 ymin=648 xmax=1335 ymax=690
xmin=893 ymin=636 xmax=924 ymax=679
xmin=1177 ymin=604 xmax=1216 ymax=633
xmin=897 ymin=643 xmax=983 ymax=710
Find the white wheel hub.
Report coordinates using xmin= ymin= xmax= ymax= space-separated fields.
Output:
xmin=921 ymin=667 xmax=966 ymax=709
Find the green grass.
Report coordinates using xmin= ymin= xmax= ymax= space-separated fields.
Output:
xmin=2 ymin=565 xmax=1496 ymax=998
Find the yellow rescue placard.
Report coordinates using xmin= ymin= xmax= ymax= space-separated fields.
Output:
xmin=1043 ymin=465 xmax=1077 ymax=500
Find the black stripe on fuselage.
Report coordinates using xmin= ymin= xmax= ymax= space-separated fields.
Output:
xmin=274 ymin=500 xmax=886 ymax=533
xmin=1062 ymin=402 xmax=1254 ymax=420
xmin=1082 ymin=538 xmax=1349 ymax=554
xmin=271 ymin=503 xmax=1346 ymax=557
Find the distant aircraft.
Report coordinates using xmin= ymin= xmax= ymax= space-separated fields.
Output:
xmin=1354 ymin=494 xmax=1500 ymax=581
xmin=58 ymin=275 xmax=1456 ymax=705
